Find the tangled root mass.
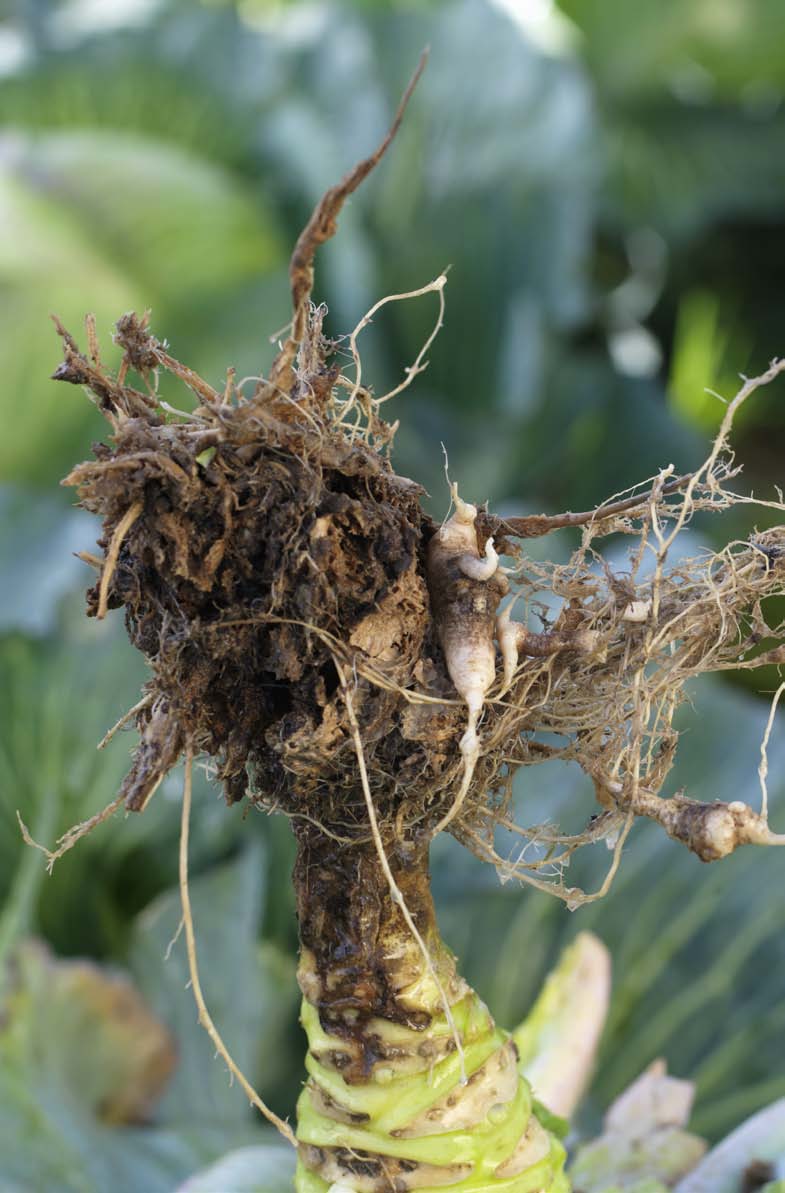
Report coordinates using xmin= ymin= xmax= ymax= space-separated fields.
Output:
xmin=64 ymin=307 xmax=442 ymax=834
xmin=52 ymin=68 xmax=785 ymax=906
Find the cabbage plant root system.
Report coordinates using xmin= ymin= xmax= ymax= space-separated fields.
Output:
xmin=34 ymin=58 xmax=785 ymax=1193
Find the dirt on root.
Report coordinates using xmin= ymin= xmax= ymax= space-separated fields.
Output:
xmin=60 ymin=306 xmax=468 ymax=842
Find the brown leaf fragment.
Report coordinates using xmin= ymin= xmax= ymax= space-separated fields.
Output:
xmin=269 ymin=49 xmax=428 ymax=392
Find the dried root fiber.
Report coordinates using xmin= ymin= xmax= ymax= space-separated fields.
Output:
xmin=55 ymin=303 xmax=785 ymax=902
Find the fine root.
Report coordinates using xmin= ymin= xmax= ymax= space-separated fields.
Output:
xmin=759 ymin=682 xmax=785 ymax=825
xmin=452 ymin=360 xmax=785 ymax=903
xmin=97 ymin=693 xmax=154 ymax=751
xmin=344 ymin=271 xmax=448 ymax=421
xmin=428 ymin=749 xmax=478 ymax=840
xmin=17 ymin=793 xmax=125 ymax=874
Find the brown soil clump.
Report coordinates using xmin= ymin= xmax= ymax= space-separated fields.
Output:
xmin=62 ymin=307 xmax=459 ymax=837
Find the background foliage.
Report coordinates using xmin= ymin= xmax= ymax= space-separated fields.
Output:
xmin=2 ymin=0 xmax=785 ymax=1188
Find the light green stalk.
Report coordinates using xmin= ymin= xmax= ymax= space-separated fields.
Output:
xmin=291 ymin=834 xmax=571 ymax=1192
xmin=295 ymin=989 xmax=569 ymax=1191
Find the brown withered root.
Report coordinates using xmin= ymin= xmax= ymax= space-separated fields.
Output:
xmin=29 ymin=55 xmax=785 ymax=1192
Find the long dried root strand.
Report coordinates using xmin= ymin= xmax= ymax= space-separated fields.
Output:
xmin=17 ymin=793 xmax=125 ymax=874
xmin=271 ymin=49 xmax=428 ymax=387
xmin=335 ymin=659 xmax=466 ymax=1080
xmin=178 ymin=746 xmax=297 ymax=1147
xmin=492 ymin=470 xmax=699 ymax=540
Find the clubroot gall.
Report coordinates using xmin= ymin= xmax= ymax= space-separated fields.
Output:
xmin=24 ymin=58 xmax=785 ymax=1192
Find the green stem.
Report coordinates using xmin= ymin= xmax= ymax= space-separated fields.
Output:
xmin=291 ymin=828 xmax=569 ymax=1192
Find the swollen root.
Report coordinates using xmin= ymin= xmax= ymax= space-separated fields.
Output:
xmin=425 ymin=485 xmax=603 ymax=840
xmin=621 ymin=792 xmax=785 ymax=862
xmin=426 ymin=487 xmax=507 ymax=835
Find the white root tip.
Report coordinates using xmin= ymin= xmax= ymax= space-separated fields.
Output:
xmin=483 ymin=537 xmax=499 ymax=576
xmin=458 ymin=539 xmax=499 ymax=582
xmin=745 ymin=823 xmax=785 ymax=846
xmin=622 ymin=599 xmax=652 ymax=623
xmin=450 ymin=482 xmax=477 ymax=525
xmin=496 ymin=602 xmax=527 ymax=693
xmin=459 ymin=691 xmax=482 ymax=762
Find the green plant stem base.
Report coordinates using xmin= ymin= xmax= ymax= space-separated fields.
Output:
xmin=294 ymin=991 xmax=570 ymax=1192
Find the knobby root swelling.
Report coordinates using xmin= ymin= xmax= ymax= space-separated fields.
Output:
xmin=34 ymin=59 xmax=785 ymax=1192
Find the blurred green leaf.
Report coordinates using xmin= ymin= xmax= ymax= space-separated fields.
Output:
xmin=0 ymin=488 xmax=95 ymax=634
xmin=557 ymin=0 xmax=785 ymax=99
xmin=668 ymin=290 xmax=740 ymax=429
xmin=2 ymin=940 xmax=176 ymax=1125
xmin=11 ymin=131 xmax=280 ymax=305
xmin=0 ymin=842 xmax=300 ymax=1192
xmin=0 ymin=630 xmax=156 ymax=956
xmin=177 ymin=1143 xmax=295 ymax=1192
xmin=0 ymin=129 xmax=283 ymax=486
xmin=0 ymin=59 xmax=253 ymax=169
xmin=129 ymin=841 xmax=299 ymax=1125
xmin=0 ymin=155 xmax=142 ymax=485
xmin=674 ymin=1098 xmax=785 ymax=1192
xmin=0 ymin=938 xmax=265 ymax=1193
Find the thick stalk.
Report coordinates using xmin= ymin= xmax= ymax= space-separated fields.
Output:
xmin=292 ymin=828 xmax=569 ymax=1192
